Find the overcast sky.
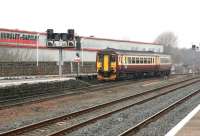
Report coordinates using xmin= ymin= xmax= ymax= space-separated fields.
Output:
xmin=1 ymin=0 xmax=200 ymax=48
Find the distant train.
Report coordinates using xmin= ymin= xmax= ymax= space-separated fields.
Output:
xmin=96 ymin=48 xmax=172 ymax=80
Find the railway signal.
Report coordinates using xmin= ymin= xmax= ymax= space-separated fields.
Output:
xmin=46 ymin=29 xmax=75 ymax=48
xmin=46 ymin=28 xmax=76 ymax=78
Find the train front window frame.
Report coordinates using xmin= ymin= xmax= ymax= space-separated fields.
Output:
xmin=110 ymin=55 xmax=116 ymax=62
xmin=98 ymin=54 xmax=103 ymax=62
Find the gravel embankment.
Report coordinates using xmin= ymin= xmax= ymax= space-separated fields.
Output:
xmin=66 ymin=82 xmax=200 ymax=136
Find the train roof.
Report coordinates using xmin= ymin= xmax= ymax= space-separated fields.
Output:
xmin=97 ymin=48 xmax=170 ymax=57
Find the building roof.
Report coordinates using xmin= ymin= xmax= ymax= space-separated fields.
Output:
xmin=80 ymin=36 xmax=161 ymax=46
xmin=0 ymin=28 xmax=161 ymax=46
xmin=0 ymin=28 xmax=46 ymax=35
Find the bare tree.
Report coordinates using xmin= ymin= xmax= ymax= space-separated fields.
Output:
xmin=154 ymin=32 xmax=182 ymax=63
xmin=155 ymin=32 xmax=178 ymax=54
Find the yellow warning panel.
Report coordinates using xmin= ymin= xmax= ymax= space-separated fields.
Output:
xmin=104 ymin=55 xmax=109 ymax=71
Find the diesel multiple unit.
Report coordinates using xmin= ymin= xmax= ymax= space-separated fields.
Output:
xmin=96 ymin=48 xmax=171 ymax=80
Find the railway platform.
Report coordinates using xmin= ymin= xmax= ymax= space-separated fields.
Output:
xmin=166 ymin=104 xmax=200 ymax=136
xmin=0 ymin=73 xmax=96 ymax=88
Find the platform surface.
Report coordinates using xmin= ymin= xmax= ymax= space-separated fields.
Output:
xmin=166 ymin=104 xmax=200 ymax=136
xmin=0 ymin=73 xmax=96 ymax=88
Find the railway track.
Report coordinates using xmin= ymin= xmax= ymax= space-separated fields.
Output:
xmin=0 ymin=76 xmax=173 ymax=109
xmin=118 ymin=88 xmax=200 ymax=136
xmin=0 ymin=76 xmax=199 ymax=136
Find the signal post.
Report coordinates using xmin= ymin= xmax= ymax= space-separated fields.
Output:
xmin=46 ymin=29 xmax=76 ymax=77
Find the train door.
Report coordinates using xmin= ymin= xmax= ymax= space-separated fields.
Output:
xmin=110 ymin=55 xmax=116 ymax=72
xmin=103 ymin=55 xmax=109 ymax=72
xmin=96 ymin=54 xmax=103 ymax=72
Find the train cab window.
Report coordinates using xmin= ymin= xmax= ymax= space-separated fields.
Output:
xmin=140 ymin=57 xmax=144 ymax=64
xmin=132 ymin=57 xmax=135 ymax=64
xmin=136 ymin=57 xmax=139 ymax=64
xmin=97 ymin=55 xmax=103 ymax=62
xmin=110 ymin=55 xmax=116 ymax=62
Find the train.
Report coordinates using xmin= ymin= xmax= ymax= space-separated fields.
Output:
xmin=96 ymin=48 xmax=172 ymax=80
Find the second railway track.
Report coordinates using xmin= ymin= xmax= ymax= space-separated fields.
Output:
xmin=1 ymin=75 xmax=200 ymax=136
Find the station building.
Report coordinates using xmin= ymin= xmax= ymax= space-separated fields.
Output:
xmin=0 ymin=28 xmax=163 ymax=63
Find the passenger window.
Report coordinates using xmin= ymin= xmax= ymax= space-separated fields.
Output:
xmin=147 ymin=58 xmax=150 ymax=64
xmin=136 ymin=57 xmax=139 ymax=64
xmin=144 ymin=58 xmax=147 ymax=64
xmin=140 ymin=57 xmax=143 ymax=64
xmin=132 ymin=57 xmax=135 ymax=64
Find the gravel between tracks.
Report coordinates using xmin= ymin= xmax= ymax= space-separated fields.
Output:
xmin=66 ymin=82 xmax=200 ymax=136
xmin=135 ymin=88 xmax=200 ymax=136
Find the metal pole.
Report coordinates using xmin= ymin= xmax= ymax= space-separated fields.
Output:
xmin=81 ymin=39 xmax=84 ymax=67
xmin=193 ymin=49 xmax=195 ymax=76
xmin=59 ymin=48 xmax=63 ymax=77
xmin=36 ymin=34 xmax=39 ymax=67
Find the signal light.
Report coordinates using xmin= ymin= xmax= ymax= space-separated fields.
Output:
xmin=54 ymin=33 xmax=60 ymax=41
xmin=68 ymin=41 xmax=74 ymax=47
xmin=60 ymin=33 xmax=67 ymax=41
xmin=67 ymin=29 xmax=74 ymax=40
xmin=46 ymin=29 xmax=76 ymax=48
xmin=47 ymin=29 xmax=54 ymax=40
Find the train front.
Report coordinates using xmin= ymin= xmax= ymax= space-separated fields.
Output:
xmin=96 ymin=50 xmax=117 ymax=81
